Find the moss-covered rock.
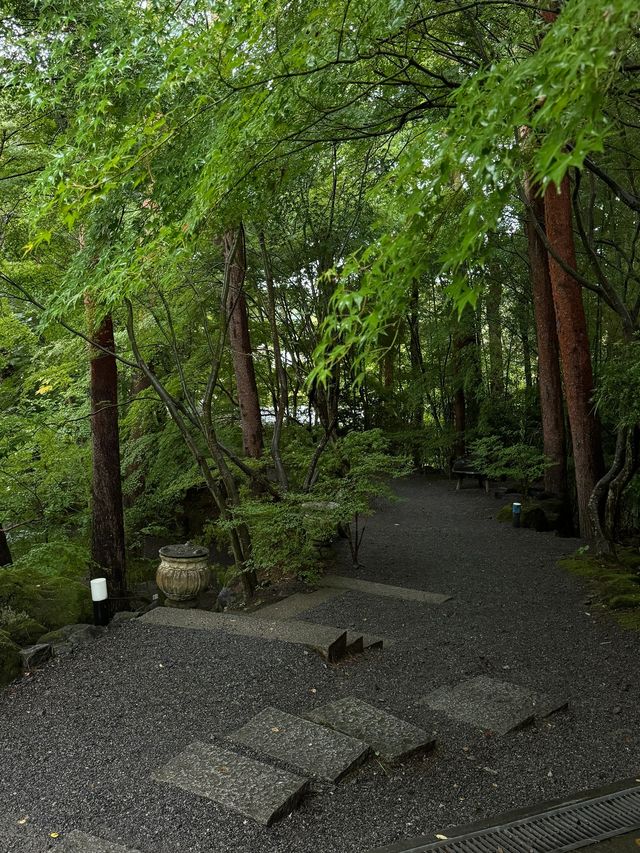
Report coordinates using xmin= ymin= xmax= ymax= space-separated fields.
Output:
xmin=0 ymin=570 xmax=92 ymax=631
xmin=0 ymin=630 xmax=22 ymax=686
xmin=37 ymin=628 xmax=69 ymax=644
xmin=3 ymin=616 xmax=46 ymax=647
xmin=496 ymin=498 xmax=567 ymax=532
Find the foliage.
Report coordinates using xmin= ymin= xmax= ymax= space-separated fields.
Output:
xmin=470 ymin=436 xmax=550 ymax=497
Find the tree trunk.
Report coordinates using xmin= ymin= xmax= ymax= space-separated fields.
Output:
xmin=259 ymin=231 xmax=288 ymax=490
xmin=544 ymin=176 xmax=603 ymax=535
xmin=525 ymin=186 xmax=567 ymax=496
xmin=604 ymin=425 xmax=640 ymax=542
xmin=87 ymin=307 xmax=126 ymax=594
xmin=0 ymin=524 xmax=12 ymax=566
xmin=224 ymin=224 xmax=263 ymax=459
xmin=451 ymin=308 xmax=479 ymax=457
xmin=408 ymin=282 xmax=425 ymax=429
xmin=485 ymin=274 xmax=504 ymax=399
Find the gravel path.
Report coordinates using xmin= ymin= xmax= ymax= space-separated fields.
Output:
xmin=1 ymin=476 xmax=639 ymax=852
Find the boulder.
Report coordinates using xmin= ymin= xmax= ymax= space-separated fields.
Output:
xmin=20 ymin=643 xmax=52 ymax=670
xmin=0 ymin=630 xmax=22 ymax=686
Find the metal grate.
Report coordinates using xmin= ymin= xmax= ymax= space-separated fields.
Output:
xmin=398 ymin=785 xmax=640 ymax=852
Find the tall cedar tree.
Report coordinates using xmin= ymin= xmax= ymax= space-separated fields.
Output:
xmin=87 ymin=309 xmax=126 ymax=593
xmin=544 ymin=176 xmax=603 ymax=535
xmin=525 ymin=188 xmax=567 ymax=496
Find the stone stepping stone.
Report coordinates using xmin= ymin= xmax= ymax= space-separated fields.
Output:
xmin=58 ymin=831 xmax=142 ymax=852
xmin=306 ymin=696 xmax=435 ymax=763
xmin=420 ymin=675 xmax=568 ymax=735
xmin=346 ymin=632 xmax=385 ymax=654
xmin=228 ymin=706 xmax=371 ymax=782
xmin=141 ymin=607 xmax=347 ymax=661
xmin=319 ymin=574 xmax=451 ymax=605
xmin=152 ymin=741 xmax=309 ymax=826
xmin=254 ymin=588 xmax=345 ymax=621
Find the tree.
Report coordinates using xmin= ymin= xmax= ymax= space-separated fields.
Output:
xmin=544 ymin=175 xmax=603 ymax=535
xmin=223 ymin=225 xmax=263 ymax=459
xmin=525 ymin=187 xmax=567 ymax=497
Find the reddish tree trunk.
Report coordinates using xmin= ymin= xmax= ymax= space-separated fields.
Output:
xmin=0 ymin=524 xmax=12 ymax=566
xmin=525 ymin=187 xmax=567 ymax=496
xmin=87 ymin=310 xmax=126 ymax=593
xmin=224 ymin=225 xmax=263 ymax=458
xmin=544 ymin=176 xmax=603 ymax=535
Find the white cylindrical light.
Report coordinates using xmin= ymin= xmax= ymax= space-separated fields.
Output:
xmin=91 ymin=577 xmax=108 ymax=602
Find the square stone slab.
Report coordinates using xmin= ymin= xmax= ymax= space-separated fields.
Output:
xmin=306 ymin=697 xmax=435 ymax=763
xmin=58 ymin=831 xmax=141 ymax=852
xmin=228 ymin=706 xmax=371 ymax=782
xmin=141 ymin=607 xmax=347 ymax=661
xmin=254 ymin=589 xmax=345 ymax=621
xmin=319 ymin=574 xmax=451 ymax=604
xmin=420 ymin=675 xmax=568 ymax=735
xmin=152 ymin=741 xmax=309 ymax=825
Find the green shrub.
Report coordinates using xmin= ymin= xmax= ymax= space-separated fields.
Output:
xmin=0 ymin=630 xmax=22 ymax=686
xmin=471 ymin=436 xmax=550 ymax=496
xmin=0 ymin=606 xmax=46 ymax=646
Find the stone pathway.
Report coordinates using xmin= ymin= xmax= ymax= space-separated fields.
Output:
xmin=319 ymin=575 xmax=452 ymax=605
xmin=306 ymin=696 xmax=435 ymax=763
xmin=228 ymin=707 xmax=371 ymax=782
xmin=2 ymin=476 xmax=640 ymax=853
xmin=420 ymin=675 xmax=568 ymax=736
xmin=152 ymin=741 xmax=309 ymax=826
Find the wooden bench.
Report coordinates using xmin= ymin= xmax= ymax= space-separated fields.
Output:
xmin=452 ymin=458 xmax=490 ymax=493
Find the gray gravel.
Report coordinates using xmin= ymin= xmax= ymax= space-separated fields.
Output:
xmin=1 ymin=475 xmax=639 ymax=852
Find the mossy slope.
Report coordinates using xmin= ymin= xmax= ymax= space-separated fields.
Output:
xmin=559 ymin=548 xmax=640 ymax=629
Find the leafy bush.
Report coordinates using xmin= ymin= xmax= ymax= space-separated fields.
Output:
xmin=221 ymin=429 xmax=410 ymax=580
xmin=470 ymin=436 xmax=550 ymax=496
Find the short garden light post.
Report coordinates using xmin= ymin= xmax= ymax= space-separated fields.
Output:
xmin=512 ymin=502 xmax=522 ymax=528
xmin=91 ymin=577 xmax=110 ymax=626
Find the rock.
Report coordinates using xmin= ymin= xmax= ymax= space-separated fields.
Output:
xmin=3 ymin=616 xmax=46 ymax=647
xmin=20 ymin=643 xmax=52 ymax=670
xmin=0 ymin=630 xmax=22 ymax=686
xmin=216 ymin=585 xmax=238 ymax=611
xmin=109 ymin=611 xmax=138 ymax=626
xmin=496 ymin=498 xmax=568 ymax=532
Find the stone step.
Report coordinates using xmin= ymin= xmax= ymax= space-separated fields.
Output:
xmin=319 ymin=575 xmax=452 ymax=605
xmin=254 ymin=589 xmax=344 ymax=621
xmin=306 ymin=696 xmax=435 ymax=763
xmin=228 ymin=706 xmax=371 ymax=782
xmin=152 ymin=740 xmax=309 ymax=826
xmin=419 ymin=675 xmax=568 ymax=736
xmin=58 ymin=831 xmax=142 ymax=852
xmin=140 ymin=607 xmax=347 ymax=662
xmin=345 ymin=632 xmax=386 ymax=654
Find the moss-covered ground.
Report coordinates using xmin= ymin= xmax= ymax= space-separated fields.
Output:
xmin=559 ymin=547 xmax=640 ymax=630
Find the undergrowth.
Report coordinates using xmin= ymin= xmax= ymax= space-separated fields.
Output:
xmin=559 ymin=547 xmax=640 ymax=630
